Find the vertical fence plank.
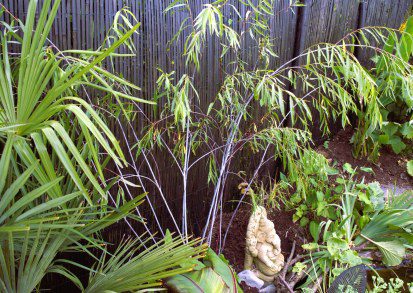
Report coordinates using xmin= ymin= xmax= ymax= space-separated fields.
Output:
xmin=357 ymin=0 xmax=412 ymax=67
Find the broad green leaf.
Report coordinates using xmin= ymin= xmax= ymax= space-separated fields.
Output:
xmin=399 ymin=16 xmax=413 ymax=62
xmin=302 ymin=243 xmax=319 ymax=251
xmin=339 ymin=250 xmax=362 ymax=266
xmin=388 ymin=136 xmax=406 ymax=154
xmin=401 ymin=122 xmax=413 ymax=139
xmin=374 ymin=240 xmax=405 ymax=266
xmin=164 ymin=248 xmax=240 ymax=293
xmin=360 ymin=167 xmax=374 ymax=173
xmin=165 ymin=268 xmax=226 ymax=293
xmin=309 ymin=221 xmax=320 ymax=242
xmin=164 ymin=273 xmax=204 ymax=292
xmin=343 ymin=163 xmax=354 ymax=174
xmin=327 ymin=237 xmax=349 ymax=258
xmin=407 ymin=160 xmax=413 ymax=177
xmin=204 ymin=248 xmax=239 ymax=292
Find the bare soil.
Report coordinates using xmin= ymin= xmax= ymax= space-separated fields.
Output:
xmin=211 ymin=206 xmax=308 ymax=292
xmin=211 ymin=207 xmax=307 ymax=273
xmin=317 ymin=128 xmax=413 ymax=190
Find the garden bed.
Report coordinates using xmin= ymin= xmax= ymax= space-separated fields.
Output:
xmin=213 ymin=128 xmax=413 ymax=292
xmin=211 ymin=207 xmax=307 ymax=292
xmin=317 ymin=128 xmax=413 ymax=192
xmin=211 ymin=207 xmax=307 ymax=272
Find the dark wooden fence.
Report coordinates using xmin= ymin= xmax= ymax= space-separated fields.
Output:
xmin=1 ymin=0 xmax=412 ymax=235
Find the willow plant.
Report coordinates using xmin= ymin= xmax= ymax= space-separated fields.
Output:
xmin=118 ymin=0 xmax=410 ymax=253
xmin=0 ymin=0 xmax=206 ymax=291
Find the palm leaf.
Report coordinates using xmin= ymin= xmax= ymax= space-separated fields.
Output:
xmin=327 ymin=265 xmax=367 ymax=293
xmin=0 ymin=0 xmax=153 ymax=207
xmin=84 ymin=236 xmax=207 ymax=293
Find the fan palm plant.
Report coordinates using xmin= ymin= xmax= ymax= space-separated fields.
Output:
xmin=85 ymin=235 xmax=207 ymax=292
xmin=0 ymin=168 xmax=205 ymax=292
xmin=0 ymin=0 xmax=207 ymax=291
xmin=0 ymin=0 xmax=154 ymax=206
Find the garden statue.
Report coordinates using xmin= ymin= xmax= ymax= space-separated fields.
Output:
xmin=244 ymin=205 xmax=284 ymax=282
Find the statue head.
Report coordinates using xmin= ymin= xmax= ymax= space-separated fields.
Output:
xmin=259 ymin=217 xmax=275 ymax=232
xmin=256 ymin=231 xmax=267 ymax=243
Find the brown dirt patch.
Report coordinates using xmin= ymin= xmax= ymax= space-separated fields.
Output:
xmin=317 ymin=128 xmax=413 ymax=189
xmin=211 ymin=206 xmax=308 ymax=291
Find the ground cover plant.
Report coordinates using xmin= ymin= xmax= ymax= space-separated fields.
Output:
xmin=237 ymin=159 xmax=413 ymax=292
xmin=294 ymin=168 xmax=413 ymax=291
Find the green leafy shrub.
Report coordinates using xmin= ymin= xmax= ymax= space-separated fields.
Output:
xmin=368 ymin=276 xmax=413 ymax=293
xmin=352 ymin=16 xmax=413 ymax=162
xmin=277 ymin=154 xmax=379 ymax=228
xmin=298 ymin=185 xmax=413 ymax=290
xmin=165 ymin=248 xmax=242 ymax=293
